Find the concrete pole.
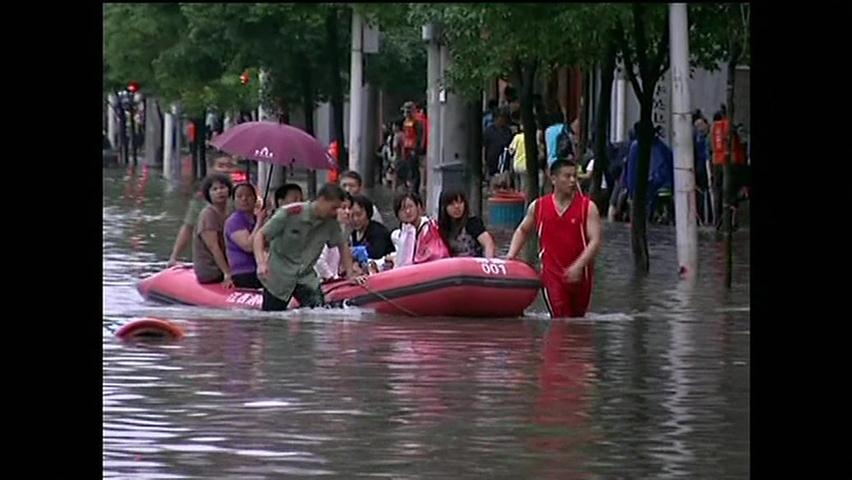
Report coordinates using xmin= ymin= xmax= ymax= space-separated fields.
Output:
xmin=163 ymin=107 xmax=175 ymax=180
xmin=172 ymin=103 xmax=183 ymax=180
xmin=257 ymin=70 xmax=286 ymax=202
xmin=669 ymin=3 xmax=698 ymax=278
xmin=144 ymin=98 xmax=163 ymax=167
xmin=361 ymin=83 xmax=379 ymax=188
xmin=424 ymin=22 xmax=442 ymax=215
xmin=258 ymin=69 xmax=272 ymax=198
xmin=437 ymin=44 xmax=469 ymax=216
xmin=107 ymin=94 xmax=118 ymax=149
xmin=615 ymin=69 xmax=627 ymax=142
xmin=348 ymin=10 xmax=364 ymax=176
xmin=432 ymin=42 xmax=451 ymax=216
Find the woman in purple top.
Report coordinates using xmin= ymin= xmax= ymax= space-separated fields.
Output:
xmin=224 ymin=183 xmax=267 ymax=288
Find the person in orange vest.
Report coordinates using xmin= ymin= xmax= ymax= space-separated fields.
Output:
xmin=414 ymin=104 xmax=428 ymax=191
xmin=414 ymin=103 xmax=428 ymax=152
xmin=401 ymin=101 xmax=425 ymax=193
xmin=328 ymin=140 xmax=341 ymax=184
xmin=710 ymin=110 xmax=747 ymax=229
xmin=187 ymin=121 xmax=198 ymax=157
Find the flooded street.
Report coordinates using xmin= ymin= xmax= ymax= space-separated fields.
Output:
xmin=104 ymin=165 xmax=749 ymax=478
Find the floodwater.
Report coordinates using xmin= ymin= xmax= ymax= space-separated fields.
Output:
xmin=103 ymin=165 xmax=749 ymax=479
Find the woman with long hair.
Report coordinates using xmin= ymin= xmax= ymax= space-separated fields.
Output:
xmin=437 ymin=189 xmax=495 ymax=258
xmin=193 ymin=173 xmax=234 ymax=287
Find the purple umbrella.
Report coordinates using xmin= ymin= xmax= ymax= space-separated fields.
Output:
xmin=208 ymin=121 xmax=336 ymax=170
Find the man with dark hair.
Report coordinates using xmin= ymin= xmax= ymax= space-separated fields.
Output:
xmin=274 ymin=183 xmax=304 ymax=209
xmin=483 ymin=107 xmax=515 ymax=178
xmin=253 ymin=183 xmax=358 ymax=311
xmin=340 ymin=170 xmax=384 ymax=224
xmin=483 ymin=99 xmax=499 ymax=130
xmin=506 ymin=159 xmax=602 ymax=318
xmin=545 ymin=112 xmax=569 ymax=167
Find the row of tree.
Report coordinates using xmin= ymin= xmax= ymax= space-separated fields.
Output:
xmin=104 ymin=3 xmax=428 ymax=174
xmin=369 ymin=3 xmax=748 ymax=274
xmin=104 ymin=3 xmax=749 ymax=276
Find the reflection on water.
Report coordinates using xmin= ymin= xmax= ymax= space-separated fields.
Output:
xmin=103 ymin=166 xmax=749 ymax=478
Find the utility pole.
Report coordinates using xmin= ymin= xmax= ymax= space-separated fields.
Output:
xmin=163 ymin=103 xmax=175 ymax=179
xmin=423 ymin=22 xmax=442 ymax=216
xmin=348 ymin=10 xmax=364 ymax=176
xmin=257 ymin=70 xmax=286 ymax=201
xmin=669 ymin=3 xmax=698 ymax=278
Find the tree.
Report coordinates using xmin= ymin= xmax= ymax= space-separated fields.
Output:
xmin=405 ymin=4 xmax=582 ymax=206
xmin=690 ymin=3 xmax=750 ymax=287
xmin=590 ymin=30 xmax=619 ymax=213
xmin=356 ymin=4 xmax=427 ymax=101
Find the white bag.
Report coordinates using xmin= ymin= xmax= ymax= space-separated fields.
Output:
xmin=392 ymin=223 xmax=417 ymax=269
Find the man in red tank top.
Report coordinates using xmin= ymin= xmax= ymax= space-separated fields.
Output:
xmin=506 ymin=159 xmax=603 ymax=318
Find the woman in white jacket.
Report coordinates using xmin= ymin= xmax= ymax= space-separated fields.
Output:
xmin=389 ymin=192 xmax=437 ymax=269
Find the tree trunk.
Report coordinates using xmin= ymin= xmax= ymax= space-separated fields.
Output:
xmin=577 ymin=71 xmax=589 ymax=169
xmin=517 ymin=61 xmax=540 ymax=204
xmin=115 ymin=98 xmax=128 ymax=164
xmin=591 ymin=37 xmax=618 ymax=213
xmin=129 ymin=104 xmax=137 ymax=165
xmin=724 ymin=46 xmax=740 ymax=289
xmin=468 ymin=97 xmax=484 ymax=217
xmin=326 ymin=7 xmax=348 ymax=171
xmin=630 ymin=97 xmax=654 ymax=273
xmin=197 ymin=111 xmax=207 ymax=179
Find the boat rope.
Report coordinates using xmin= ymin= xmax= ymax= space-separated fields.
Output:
xmin=355 ymin=282 xmax=419 ymax=317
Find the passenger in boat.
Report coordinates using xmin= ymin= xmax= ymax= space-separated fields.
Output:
xmin=193 ymin=173 xmax=235 ymax=287
xmin=274 ymin=183 xmax=304 ymax=209
xmin=350 ymin=195 xmax=395 ymax=271
xmin=315 ymin=192 xmax=353 ymax=281
xmin=389 ymin=192 xmax=450 ymax=268
xmin=437 ymin=189 xmax=496 ymax=258
xmin=340 ymin=170 xmax=384 ymax=224
xmin=168 ymin=156 xmax=238 ymax=267
xmin=224 ymin=183 xmax=267 ymax=289
xmin=253 ymin=183 xmax=359 ymax=311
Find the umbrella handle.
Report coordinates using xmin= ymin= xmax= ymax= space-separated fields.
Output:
xmin=262 ymin=164 xmax=274 ymax=210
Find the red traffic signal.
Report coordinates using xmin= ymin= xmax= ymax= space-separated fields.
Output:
xmin=127 ymin=81 xmax=140 ymax=93
xmin=240 ymin=71 xmax=250 ymax=86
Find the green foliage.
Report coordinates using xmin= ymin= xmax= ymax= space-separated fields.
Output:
xmin=104 ymin=3 xmax=749 ymax=120
xmin=688 ymin=3 xmax=751 ymax=70
xmin=104 ymin=3 xmax=350 ymax=117
xmin=389 ymin=3 xmax=624 ymax=100
xmin=357 ymin=5 xmax=426 ymax=99
xmin=104 ymin=3 xmax=185 ymax=94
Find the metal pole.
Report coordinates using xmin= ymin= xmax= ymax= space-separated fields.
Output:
xmin=669 ymin=2 xmax=698 ymax=278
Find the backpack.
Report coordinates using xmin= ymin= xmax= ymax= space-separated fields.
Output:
xmin=497 ymin=146 xmax=512 ymax=174
xmin=555 ymin=124 xmax=574 ymax=160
